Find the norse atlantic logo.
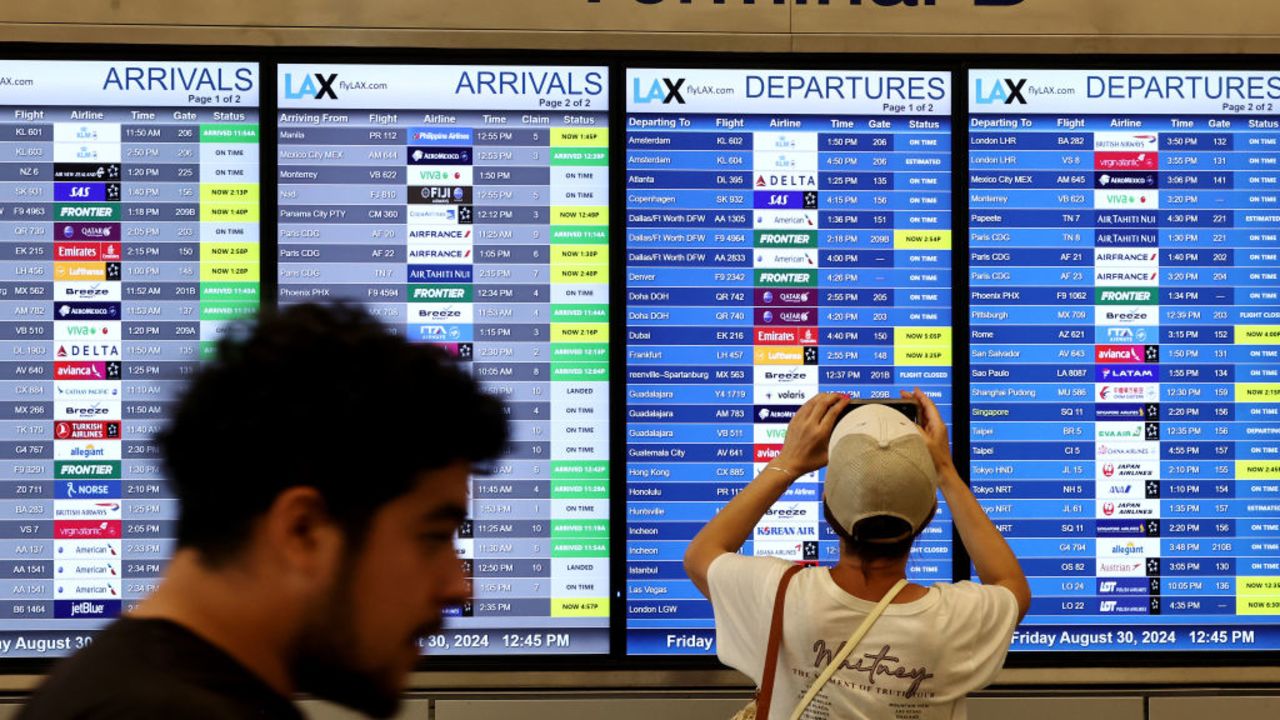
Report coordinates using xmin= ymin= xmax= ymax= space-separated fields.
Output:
xmin=284 ymin=73 xmax=338 ymax=100
xmin=975 ymin=78 xmax=1028 ymax=105
xmin=633 ymin=77 xmax=686 ymax=105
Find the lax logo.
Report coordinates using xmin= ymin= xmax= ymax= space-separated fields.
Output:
xmin=284 ymin=73 xmax=339 ymax=100
xmin=633 ymin=77 xmax=686 ymax=105
xmin=975 ymin=77 xmax=1028 ymax=105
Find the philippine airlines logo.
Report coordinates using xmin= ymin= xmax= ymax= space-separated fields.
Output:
xmin=283 ymin=72 xmax=338 ymax=100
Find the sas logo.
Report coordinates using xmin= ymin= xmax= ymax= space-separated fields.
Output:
xmin=974 ymin=78 xmax=1028 ymax=105
xmin=633 ymin=77 xmax=686 ymax=105
xmin=284 ymin=73 xmax=338 ymax=100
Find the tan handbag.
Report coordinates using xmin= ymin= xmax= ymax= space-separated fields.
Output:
xmin=730 ymin=565 xmax=803 ymax=720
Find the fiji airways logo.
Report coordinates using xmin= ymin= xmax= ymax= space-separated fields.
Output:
xmin=284 ymin=73 xmax=338 ymax=100
xmin=975 ymin=78 xmax=1028 ymax=105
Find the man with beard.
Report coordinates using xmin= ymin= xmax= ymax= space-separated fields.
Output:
xmin=19 ymin=303 xmax=507 ymax=719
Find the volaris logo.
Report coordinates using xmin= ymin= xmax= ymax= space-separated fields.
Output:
xmin=284 ymin=73 xmax=338 ymax=100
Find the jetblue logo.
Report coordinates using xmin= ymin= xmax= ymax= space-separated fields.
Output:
xmin=633 ymin=77 xmax=686 ymax=105
xmin=284 ymin=73 xmax=338 ymax=100
xmin=975 ymin=78 xmax=1028 ymax=105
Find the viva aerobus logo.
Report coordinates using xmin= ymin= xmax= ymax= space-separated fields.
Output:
xmin=284 ymin=73 xmax=339 ymax=100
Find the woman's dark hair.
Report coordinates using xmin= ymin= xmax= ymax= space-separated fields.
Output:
xmin=823 ymin=501 xmax=937 ymax=562
xmin=158 ymin=303 xmax=508 ymax=564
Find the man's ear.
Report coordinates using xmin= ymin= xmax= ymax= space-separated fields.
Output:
xmin=258 ymin=487 xmax=345 ymax=584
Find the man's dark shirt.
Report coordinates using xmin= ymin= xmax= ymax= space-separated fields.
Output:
xmin=18 ymin=618 xmax=303 ymax=720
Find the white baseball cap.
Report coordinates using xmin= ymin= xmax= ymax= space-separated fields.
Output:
xmin=824 ymin=403 xmax=939 ymax=541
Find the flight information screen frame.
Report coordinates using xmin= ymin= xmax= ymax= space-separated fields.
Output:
xmin=0 ymin=42 xmax=266 ymax=671
xmin=962 ymin=56 xmax=1280 ymax=668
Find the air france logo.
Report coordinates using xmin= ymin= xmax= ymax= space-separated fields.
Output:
xmin=634 ymin=77 xmax=686 ymax=105
xmin=284 ymin=73 xmax=339 ymax=100
xmin=975 ymin=78 xmax=1028 ymax=105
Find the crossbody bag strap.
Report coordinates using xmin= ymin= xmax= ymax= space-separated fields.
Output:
xmin=756 ymin=564 xmax=804 ymax=720
xmin=785 ymin=578 xmax=911 ymax=720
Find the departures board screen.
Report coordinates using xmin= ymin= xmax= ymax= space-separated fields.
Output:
xmin=625 ymin=68 xmax=954 ymax=655
xmin=277 ymin=64 xmax=610 ymax=655
xmin=969 ymin=69 xmax=1280 ymax=652
xmin=0 ymin=59 xmax=260 ymax=657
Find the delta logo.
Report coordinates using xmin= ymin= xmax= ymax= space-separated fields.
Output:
xmin=756 ymin=174 xmax=818 ymax=189
xmin=56 ymin=344 xmax=120 ymax=360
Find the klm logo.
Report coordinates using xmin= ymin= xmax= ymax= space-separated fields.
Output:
xmin=633 ymin=77 xmax=685 ymax=105
xmin=284 ymin=73 xmax=338 ymax=100
xmin=975 ymin=78 xmax=1027 ymax=105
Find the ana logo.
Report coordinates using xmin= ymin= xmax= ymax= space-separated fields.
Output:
xmin=1109 ymin=485 xmax=1132 ymax=494
xmin=633 ymin=77 xmax=686 ymax=105
xmin=284 ymin=72 xmax=338 ymax=100
xmin=975 ymin=78 xmax=1028 ymax=105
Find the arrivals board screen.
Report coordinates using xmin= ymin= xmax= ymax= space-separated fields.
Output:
xmin=0 ymin=59 xmax=260 ymax=656
xmin=625 ymin=68 xmax=954 ymax=655
xmin=969 ymin=69 xmax=1280 ymax=652
xmin=277 ymin=64 xmax=610 ymax=655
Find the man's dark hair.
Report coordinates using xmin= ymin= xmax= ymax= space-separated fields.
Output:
xmin=822 ymin=502 xmax=936 ymax=562
xmin=158 ymin=303 xmax=508 ymax=564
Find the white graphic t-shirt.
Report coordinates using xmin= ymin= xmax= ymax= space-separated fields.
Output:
xmin=708 ymin=553 xmax=1018 ymax=720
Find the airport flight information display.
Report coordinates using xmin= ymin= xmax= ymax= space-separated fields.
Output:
xmin=626 ymin=68 xmax=954 ymax=655
xmin=0 ymin=60 xmax=260 ymax=656
xmin=277 ymin=64 xmax=610 ymax=654
xmin=969 ymin=69 xmax=1280 ymax=651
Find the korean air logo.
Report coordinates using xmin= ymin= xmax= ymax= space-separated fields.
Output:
xmin=633 ymin=77 xmax=686 ymax=105
xmin=975 ymin=78 xmax=1028 ymax=105
xmin=284 ymin=73 xmax=338 ymax=100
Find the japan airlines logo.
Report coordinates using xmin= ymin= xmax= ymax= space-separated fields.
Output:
xmin=974 ymin=78 xmax=1028 ymax=105
xmin=1102 ymin=463 xmax=1115 ymax=477
xmin=284 ymin=72 xmax=338 ymax=100
xmin=633 ymin=77 xmax=686 ymax=105
xmin=1102 ymin=502 xmax=1115 ymax=516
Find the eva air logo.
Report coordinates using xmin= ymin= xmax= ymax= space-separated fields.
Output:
xmin=975 ymin=78 xmax=1027 ymax=105
xmin=284 ymin=73 xmax=338 ymax=100
xmin=633 ymin=77 xmax=686 ymax=105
